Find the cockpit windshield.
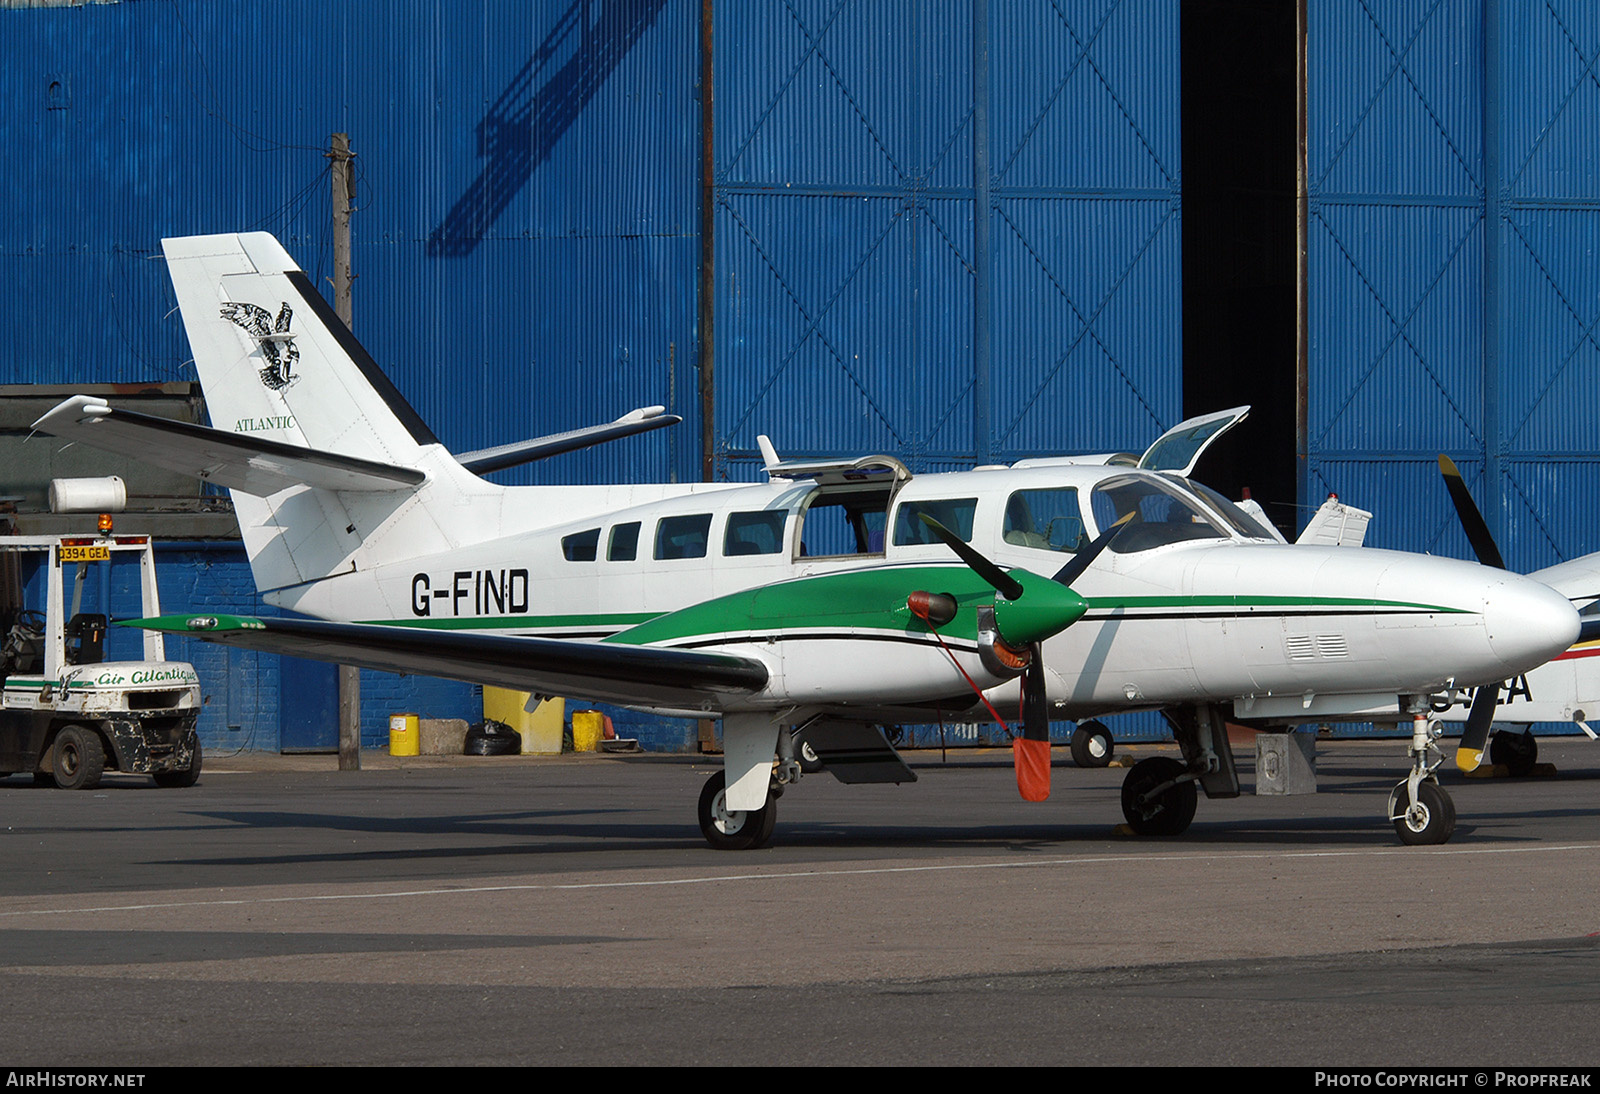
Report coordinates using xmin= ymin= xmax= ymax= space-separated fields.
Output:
xmin=1089 ymin=474 xmax=1229 ymax=553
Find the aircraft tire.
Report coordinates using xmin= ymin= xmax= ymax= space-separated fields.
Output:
xmin=52 ymin=725 xmax=105 ymax=791
xmin=154 ymin=739 xmax=202 ymax=789
xmin=698 ymin=770 xmax=777 ymax=850
xmin=1070 ymin=721 xmax=1114 ymax=768
xmin=798 ymin=740 xmax=825 ymax=774
xmin=1489 ymin=729 xmax=1538 ymax=777
xmin=1392 ymin=779 xmax=1455 ymax=846
xmin=1120 ymin=757 xmax=1196 ymax=836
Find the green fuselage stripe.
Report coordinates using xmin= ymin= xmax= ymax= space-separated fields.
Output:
xmin=335 ymin=585 xmax=1464 ymax=647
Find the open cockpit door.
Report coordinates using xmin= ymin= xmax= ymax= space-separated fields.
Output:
xmin=1137 ymin=406 xmax=1250 ymax=477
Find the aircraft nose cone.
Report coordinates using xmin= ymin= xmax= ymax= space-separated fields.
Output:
xmin=1482 ymin=575 xmax=1580 ymax=673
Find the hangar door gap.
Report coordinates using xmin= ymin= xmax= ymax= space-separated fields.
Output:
xmin=1180 ymin=0 xmax=1298 ymax=535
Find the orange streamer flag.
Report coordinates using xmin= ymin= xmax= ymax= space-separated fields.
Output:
xmin=1014 ymin=735 xmax=1051 ymax=801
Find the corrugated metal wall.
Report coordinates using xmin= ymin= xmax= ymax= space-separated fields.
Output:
xmin=2 ymin=0 xmax=704 ymax=747
xmin=711 ymin=0 xmax=1181 ymax=478
xmin=2 ymin=0 xmax=1184 ymax=748
xmin=3 ymin=0 xmax=701 ymax=486
xmin=1306 ymin=0 xmax=1600 ymax=573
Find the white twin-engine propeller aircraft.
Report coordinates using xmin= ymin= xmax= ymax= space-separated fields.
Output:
xmin=32 ymin=233 xmax=1598 ymax=849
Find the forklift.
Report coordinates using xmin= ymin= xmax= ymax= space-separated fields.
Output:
xmin=1 ymin=479 xmax=202 ymax=789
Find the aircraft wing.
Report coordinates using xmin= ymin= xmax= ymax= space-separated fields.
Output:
xmin=455 ymin=406 xmax=682 ymax=474
xmin=32 ymin=395 xmax=424 ymax=495
xmin=122 ymin=614 xmax=769 ymax=710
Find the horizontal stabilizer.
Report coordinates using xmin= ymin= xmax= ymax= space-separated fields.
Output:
xmin=32 ymin=395 xmax=425 ymax=496
xmin=1296 ymin=494 xmax=1372 ymax=548
xmin=456 ymin=406 xmax=681 ymax=474
xmin=123 ymin=614 xmax=769 ymax=710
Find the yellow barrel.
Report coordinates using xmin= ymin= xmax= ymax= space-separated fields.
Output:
xmin=388 ymin=713 xmax=420 ymax=756
xmin=571 ymin=709 xmax=604 ymax=752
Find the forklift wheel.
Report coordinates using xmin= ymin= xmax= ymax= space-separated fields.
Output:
xmin=51 ymin=725 xmax=106 ymax=791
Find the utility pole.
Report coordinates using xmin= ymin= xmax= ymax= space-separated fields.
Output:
xmin=328 ymin=132 xmax=360 ymax=771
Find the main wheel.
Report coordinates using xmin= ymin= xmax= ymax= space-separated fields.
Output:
xmin=797 ymin=740 xmax=825 ymax=774
xmin=1070 ymin=720 xmax=1114 ymax=768
xmin=1120 ymin=756 xmax=1197 ymax=836
xmin=52 ymin=726 xmax=105 ymax=791
xmin=697 ymin=770 xmax=777 ymax=850
xmin=1489 ymin=729 xmax=1538 ymax=777
xmin=153 ymin=738 xmax=202 ymax=789
xmin=1392 ymin=779 xmax=1456 ymax=845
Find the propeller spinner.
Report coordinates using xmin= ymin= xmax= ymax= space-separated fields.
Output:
xmin=914 ymin=513 xmax=1125 ymax=800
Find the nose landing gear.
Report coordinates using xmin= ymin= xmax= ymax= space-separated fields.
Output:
xmin=1387 ymin=713 xmax=1456 ymax=845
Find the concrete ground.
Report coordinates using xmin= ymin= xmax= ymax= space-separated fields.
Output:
xmin=1 ymin=739 xmax=1597 ymax=1067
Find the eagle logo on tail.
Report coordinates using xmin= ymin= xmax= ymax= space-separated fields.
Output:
xmin=220 ymin=302 xmax=299 ymax=391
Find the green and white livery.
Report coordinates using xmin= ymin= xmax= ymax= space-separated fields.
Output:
xmin=32 ymin=232 xmax=1590 ymax=847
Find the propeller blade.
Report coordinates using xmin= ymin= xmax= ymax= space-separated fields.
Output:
xmin=1438 ymin=455 xmax=1506 ymax=569
xmin=1021 ymin=651 xmax=1049 ymax=740
xmin=916 ymin=513 xmax=1086 ymax=642
xmin=918 ymin=514 xmax=1023 ymax=600
xmin=1015 ymin=647 xmax=1051 ymax=801
xmin=1051 ymin=512 xmax=1134 ymax=587
xmin=1456 ymin=684 xmax=1498 ymax=772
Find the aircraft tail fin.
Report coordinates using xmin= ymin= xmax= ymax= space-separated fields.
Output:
xmin=161 ymin=233 xmax=439 ymax=468
xmin=155 ymin=233 xmax=486 ymax=598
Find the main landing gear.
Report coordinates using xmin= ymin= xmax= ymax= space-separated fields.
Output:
xmin=1119 ymin=756 xmax=1197 ymax=836
xmin=696 ymin=717 xmax=917 ymax=850
xmin=1386 ymin=713 xmax=1456 ymax=845
xmin=1116 ymin=705 xmax=1237 ymax=837
xmin=697 ymin=770 xmax=778 ymax=851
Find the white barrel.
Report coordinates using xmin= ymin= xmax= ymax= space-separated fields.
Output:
xmin=48 ymin=476 xmax=127 ymax=513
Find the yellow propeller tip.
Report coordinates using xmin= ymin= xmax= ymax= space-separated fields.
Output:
xmin=1456 ymin=747 xmax=1484 ymax=772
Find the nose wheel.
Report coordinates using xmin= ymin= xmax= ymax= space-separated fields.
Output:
xmin=697 ymin=770 xmax=777 ymax=850
xmin=1389 ymin=778 xmax=1456 ymax=845
xmin=1389 ymin=713 xmax=1456 ymax=845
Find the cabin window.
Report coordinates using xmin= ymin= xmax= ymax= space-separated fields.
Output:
xmin=724 ymin=511 xmax=787 ymax=556
xmin=1002 ymin=489 xmax=1085 ymax=553
xmin=561 ymin=528 xmax=599 ymax=562
xmin=608 ymin=522 xmax=640 ymax=562
xmin=892 ymin=498 xmax=979 ymax=546
xmin=655 ymin=514 xmax=712 ymax=560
